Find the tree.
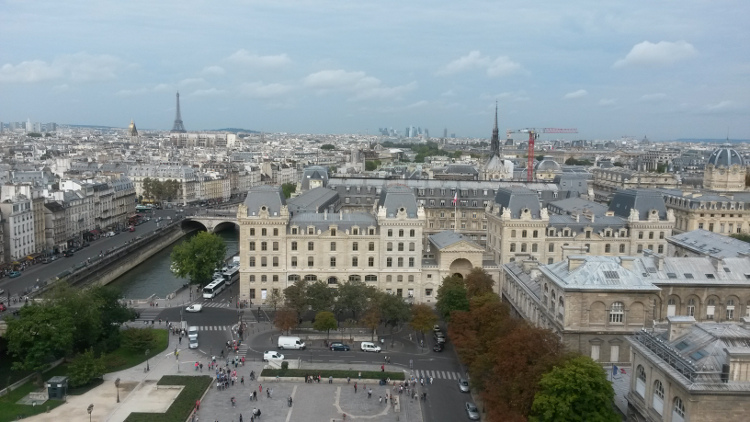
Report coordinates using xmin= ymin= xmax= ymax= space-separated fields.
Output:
xmin=464 ymin=268 xmax=495 ymax=300
xmin=267 ymin=289 xmax=283 ymax=312
xmin=365 ymin=160 xmax=381 ymax=171
xmin=283 ymin=279 xmax=308 ymax=316
xmin=120 ymin=328 xmax=157 ymax=353
xmin=68 ymin=348 xmax=106 ymax=388
xmin=409 ymin=304 xmax=438 ymax=343
xmin=530 ymin=356 xmax=618 ymax=422
xmin=731 ymin=233 xmax=750 ymax=244
xmin=274 ymin=308 xmax=298 ymax=334
xmin=170 ymin=231 xmax=227 ymax=285
xmin=336 ymin=280 xmax=375 ymax=320
xmin=306 ymin=280 xmax=338 ymax=313
xmin=5 ymin=304 xmax=75 ymax=374
xmin=436 ymin=275 xmax=469 ymax=321
xmin=362 ymin=305 xmax=381 ymax=341
xmin=282 ymin=182 xmax=296 ymax=198
xmin=313 ymin=311 xmax=338 ymax=340
xmin=377 ymin=293 xmax=411 ymax=332
xmin=320 ymin=144 xmax=335 ymax=150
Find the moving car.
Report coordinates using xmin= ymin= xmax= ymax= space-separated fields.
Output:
xmin=8 ymin=271 xmax=21 ymax=278
xmin=185 ymin=304 xmax=202 ymax=313
xmin=187 ymin=326 xmax=198 ymax=340
xmin=465 ymin=402 xmax=480 ymax=420
xmin=330 ymin=342 xmax=351 ymax=351
xmin=263 ymin=351 xmax=284 ymax=361
xmin=277 ymin=335 xmax=306 ymax=350
xmin=63 ymin=250 xmax=74 ymax=257
xmin=0 ymin=303 xmax=6 ymax=312
xmin=433 ymin=343 xmax=444 ymax=352
xmin=433 ymin=324 xmax=441 ymax=332
xmin=458 ymin=378 xmax=470 ymax=393
xmin=360 ymin=342 xmax=382 ymax=353
xmin=189 ymin=337 xmax=199 ymax=349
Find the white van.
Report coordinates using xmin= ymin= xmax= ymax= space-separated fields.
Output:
xmin=360 ymin=341 xmax=382 ymax=353
xmin=277 ymin=336 xmax=306 ymax=350
xmin=188 ymin=326 xmax=198 ymax=341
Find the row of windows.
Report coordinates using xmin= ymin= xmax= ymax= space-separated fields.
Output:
xmin=250 ymin=241 xmax=378 ymax=252
xmin=667 ymin=296 xmax=750 ymax=321
xmin=249 ymin=227 xmax=378 ymax=236
xmin=387 ymin=229 xmax=417 ymax=237
xmin=249 ymin=256 xmax=381 ymax=268
xmin=635 ymin=366 xmax=686 ymax=420
xmin=247 ymin=286 xmax=430 ymax=300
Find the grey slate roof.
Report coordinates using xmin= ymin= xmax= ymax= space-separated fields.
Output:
xmin=300 ymin=166 xmax=329 ymax=190
xmin=541 ymin=256 xmax=662 ymax=291
xmin=548 ymin=214 xmax=627 ymax=231
xmin=608 ymin=189 xmax=668 ymax=220
xmin=707 ymin=145 xmax=744 ymax=167
xmin=243 ymin=185 xmax=286 ymax=216
xmin=428 ymin=230 xmax=481 ymax=250
xmin=290 ymin=211 xmax=376 ymax=232
xmin=287 ymin=187 xmax=338 ymax=214
xmin=547 ymin=197 xmax=608 ymax=216
xmin=494 ymin=187 xmax=542 ymax=218
xmin=378 ymin=185 xmax=419 ymax=218
xmin=668 ymin=229 xmax=750 ymax=259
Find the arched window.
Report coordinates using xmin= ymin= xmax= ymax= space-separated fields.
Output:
xmin=398 ymin=242 xmax=404 ymax=252
xmin=397 ymin=275 xmax=403 ymax=282
xmin=408 ymin=275 xmax=414 ymax=282
xmin=558 ymin=297 xmax=564 ymax=319
xmin=727 ymin=298 xmax=736 ymax=320
xmin=261 ymin=275 xmax=267 ymax=282
xmin=387 ymin=242 xmax=393 ymax=251
xmin=249 ymin=275 xmax=256 ymax=282
xmin=605 ymin=244 xmax=611 ymax=253
xmin=327 ymin=277 xmax=338 ymax=285
xmin=520 ymin=243 xmax=527 ymax=252
xmin=551 ymin=291 xmax=556 ymax=313
xmin=532 ymin=230 xmax=538 ymax=238
xmin=261 ymin=228 xmax=267 ymax=236
xmin=522 ymin=230 xmax=528 ymax=238
xmin=365 ymin=275 xmax=377 ymax=282
xmin=348 ymin=275 xmax=361 ymax=283
xmin=672 ymin=397 xmax=686 ymax=422
xmin=667 ymin=297 xmax=677 ymax=317
xmin=707 ymin=298 xmax=716 ymax=320
xmin=510 ymin=243 xmax=516 ymax=252
xmin=288 ymin=274 xmax=299 ymax=282
xmin=386 ymin=275 xmax=392 ymax=282
xmin=686 ymin=298 xmax=696 ymax=317
xmin=635 ymin=366 xmax=646 ymax=397
xmin=409 ymin=242 xmax=415 ymax=251
xmin=610 ymin=302 xmax=624 ymax=323
xmin=305 ymin=274 xmax=317 ymax=282
xmin=652 ymin=380 xmax=664 ymax=415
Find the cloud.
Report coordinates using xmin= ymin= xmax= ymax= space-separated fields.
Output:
xmin=303 ymin=69 xmax=416 ymax=101
xmin=226 ymin=50 xmax=292 ymax=68
xmin=702 ymin=100 xmax=744 ymax=114
xmin=441 ymin=89 xmax=456 ymax=97
xmin=190 ymin=88 xmax=225 ymax=96
xmin=0 ymin=53 xmax=127 ymax=83
xmin=639 ymin=93 xmax=667 ymax=103
xmin=239 ymin=82 xmax=294 ymax=99
xmin=437 ymin=51 xmax=521 ymax=77
xmin=179 ymin=78 xmax=204 ymax=87
xmin=201 ymin=65 xmax=225 ymax=76
xmin=614 ymin=40 xmax=697 ymax=68
xmin=115 ymin=87 xmax=150 ymax=97
xmin=563 ymin=89 xmax=588 ymax=99
xmin=599 ymin=98 xmax=617 ymax=106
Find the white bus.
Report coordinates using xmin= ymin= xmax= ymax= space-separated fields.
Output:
xmin=222 ymin=266 xmax=240 ymax=286
xmin=202 ymin=278 xmax=226 ymax=299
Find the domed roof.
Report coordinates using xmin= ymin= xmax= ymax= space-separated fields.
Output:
xmin=707 ymin=144 xmax=744 ymax=167
xmin=534 ymin=158 xmax=561 ymax=172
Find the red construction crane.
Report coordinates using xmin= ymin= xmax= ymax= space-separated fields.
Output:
xmin=513 ymin=127 xmax=578 ymax=182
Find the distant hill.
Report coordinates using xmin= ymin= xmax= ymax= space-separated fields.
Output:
xmin=674 ymin=138 xmax=750 ymax=144
xmin=213 ymin=128 xmax=260 ymax=133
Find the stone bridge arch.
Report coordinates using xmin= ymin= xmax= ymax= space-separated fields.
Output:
xmin=181 ymin=217 xmax=239 ymax=233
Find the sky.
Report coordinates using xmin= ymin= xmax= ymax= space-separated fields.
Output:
xmin=1 ymin=0 xmax=749 ymax=140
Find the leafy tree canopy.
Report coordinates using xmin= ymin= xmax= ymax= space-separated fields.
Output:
xmin=530 ymin=356 xmax=618 ymax=422
xmin=410 ymin=304 xmax=438 ymax=334
xmin=320 ymin=144 xmax=336 ymax=150
xmin=464 ymin=268 xmax=495 ymax=299
xmin=170 ymin=231 xmax=227 ymax=285
xmin=306 ymin=280 xmax=338 ymax=313
xmin=335 ymin=280 xmax=376 ymax=320
xmin=282 ymin=182 xmax=296 ymax=199
xmin=313 ymin=311 xmax=338 ymax=339
xmin=436 ymin=275 xmax=469 ymax=320
xmin=68 ymin=348 xmax=106 ymax=388
xmin=376 ymin=292 xmax=411 ymax=328
xmin=365 ymin=160 xmax=381 ymax=171
xmin=274 ymin=308 xmax=298 ymax=335
xmin=283 ymin=279 xmax=308 ymax=316
xmin=6 ymin=304 xmax=75 ymax=372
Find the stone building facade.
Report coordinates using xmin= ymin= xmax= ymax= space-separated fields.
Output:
xmin=592 ymin=167 xmax=680 ymax=203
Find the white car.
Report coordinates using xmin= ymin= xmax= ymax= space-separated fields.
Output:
xmin=185 ymin=304 xmax=202 ymax=313
xmin=360 ymin=342 xmax=382 ymax=353
xmin=263 ymin=351 xmax=284 ymax=361
xmin=188 ymin=326 xmax=198 ymax=340
xmin=189 ymin=338 xmax=199 ymax=349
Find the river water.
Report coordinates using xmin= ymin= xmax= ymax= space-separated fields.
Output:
xmin=108 ymin=228 xmax=239 ymax=299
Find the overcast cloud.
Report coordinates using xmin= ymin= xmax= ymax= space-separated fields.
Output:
xmin=1 ymin=0 xmax=748 ymax=140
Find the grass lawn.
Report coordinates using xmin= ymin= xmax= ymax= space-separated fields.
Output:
xmin=124 ymin=375 xmax=212 ymax=422
xmin=0 ymin=328 xmax=169 ymax=421
xmin=261 ymin=368 xmax=405 ymax=380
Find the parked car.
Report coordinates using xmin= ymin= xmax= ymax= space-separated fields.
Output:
xmin=8 ymin=271 xmax=21 ymax=278
xmin=360 ymin=342 xmax=382 ymax=353
xmin=465 ymin=402 xmax=480 ymax=420
xmin=185 ymin=304 xmax=202 ymax=313
xmin=0 ymin=303 xmax=6 ymax=312
xmin=263 ymin=351 xmax=284 ymax=361
xmin=432 ymin=343 xmax=444 ymax=352
xmin=330 ymin=342 xmax=351 ymax=351
xmin=433 ymin=324 xmax=441 ymax=332
xmin=458 ymin=378 xmax=470 ymax=393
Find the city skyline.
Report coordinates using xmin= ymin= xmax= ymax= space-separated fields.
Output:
xmin=1 ymin=0 xmax=749 ymax=140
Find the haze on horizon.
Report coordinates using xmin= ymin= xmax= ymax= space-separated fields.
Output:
xmin=1 ymin=0 xmax=749 ymax=140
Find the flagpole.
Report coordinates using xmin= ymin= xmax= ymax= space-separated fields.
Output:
xmin=454 ymin=194 xmax=458 ymax=232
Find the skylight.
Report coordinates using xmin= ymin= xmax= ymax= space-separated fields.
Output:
xmin=684 ymin=273 xmax=694 ymax=279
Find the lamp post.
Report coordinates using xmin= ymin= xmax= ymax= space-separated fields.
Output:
xmin=145 ymin=349 xmax=150 ymax=372
xmin=87 ymin=404 xmax=94 ymax=422
xmin=115 ymin=378 xmax=120 ymax=403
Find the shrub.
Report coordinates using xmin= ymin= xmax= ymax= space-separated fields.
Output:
xmin=281 ymin=361 xmax=289 ymax=371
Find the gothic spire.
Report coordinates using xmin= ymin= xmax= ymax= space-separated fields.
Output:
xmin=490 ymin=101 xmax=499 ymax=157
xmin=171 ymin=92 xmax=186 ymax=133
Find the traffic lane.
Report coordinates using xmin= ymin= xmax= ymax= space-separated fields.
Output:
xmin=0 ymin=217 xmax=180 ymax=296
xmin=422 ymin=377 xmax=474 ymax=422
xmin=155 ymin=306 xmax=237 ymax=359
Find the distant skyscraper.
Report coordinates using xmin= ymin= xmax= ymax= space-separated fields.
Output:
xmin=443 ymin=128 xmax=447 ymax=138
xmin=171 ymin=92 xmax=186 ymax=133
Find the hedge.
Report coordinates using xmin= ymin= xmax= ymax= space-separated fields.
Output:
xmin=261 ymin=368 xmax=404 ymax=380
xmin=124 ymin=375 xmax=212 ymax=422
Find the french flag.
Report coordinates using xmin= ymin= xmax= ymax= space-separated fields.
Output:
xmin=452 ymin=192 xmax=458 ymax=205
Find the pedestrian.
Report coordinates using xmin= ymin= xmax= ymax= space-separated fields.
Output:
xmin=241 ymin=376 xmax=244 ymax=385
xmin=354 ymin=382 xmax=357 ymax=393
xmin=368 ymin=388 xmax=372 ymax=398
xmin=347 ymin=376 xmax=350 ymax=384
xmin=196 ymin=399 xmax=200 ymax=410
xmin=358 ymin=371 xmax=361 ymax=379
xmin=239 ymin=414 xmax=243 ymax=422
xmin=329 ymin=376 xmax=333 ymax=384
xmin=381 ymin=364 xmax=385 ymax=372
xmin=379 ymin=396 xmax=382 ymax=403
xmin=259 ymin=384 xmax=263 ymax=393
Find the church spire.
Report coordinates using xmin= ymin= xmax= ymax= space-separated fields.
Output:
xmin=490 ymin=101 xmax=499 ymax=156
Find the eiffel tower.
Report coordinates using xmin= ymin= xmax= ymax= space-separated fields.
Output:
xmin=171 ymin=92 xmax=186 ymax=133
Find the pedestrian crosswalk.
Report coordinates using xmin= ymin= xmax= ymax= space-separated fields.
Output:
xmin=199 ymin=300 xmax=231 ymax=308
xmin=195 ymin=325 xmax=232 ymax=331
xmin=134 ymin=308 xmax=161 ymax=323
xmin=411 ymin=369 xmax=463 ymax=381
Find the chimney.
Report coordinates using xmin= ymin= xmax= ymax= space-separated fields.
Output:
xmin=324 ymin=209 xmax=328 ymax=220
xmin=710 ymin=256 xmax=722 ymax=272
xmin=667 ymin=316 xmax=695 ymax=341
xmin=654 ymin=254 xmax=664 ymax=271
xmin=724 ymin=345 xmax=750 ymax=382
xmin=567 ymin=256 xmax=586 ymax=271
xmin=620 ymin=257 xmax=635 ymax=271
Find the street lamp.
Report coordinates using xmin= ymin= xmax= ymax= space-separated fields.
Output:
xmin=87 ymin=404 xmax=94 ymax=422
xmin=145 ymin=349 xmax=150 ymax=372
xmin=115 ymin=378 xmax=120 ymax=403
